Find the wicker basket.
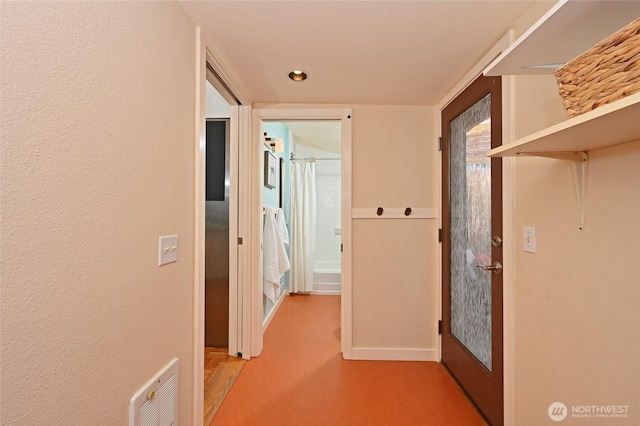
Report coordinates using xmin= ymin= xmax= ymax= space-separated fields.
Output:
xmin=555 ymin=17 xmax=640 ymax=117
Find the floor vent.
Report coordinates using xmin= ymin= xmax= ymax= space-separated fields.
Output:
xmin=129 ymin=358 xmax=179 ymax=426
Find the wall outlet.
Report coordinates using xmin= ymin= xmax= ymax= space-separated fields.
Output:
xmin=523 ymin=227 xmax=536 ymax=253
xmin=159 ymin=235 xmax=178 ymax=265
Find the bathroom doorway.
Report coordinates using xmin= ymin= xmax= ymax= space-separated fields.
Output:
xmin=253 ymin=109 xmax=353 ymax=358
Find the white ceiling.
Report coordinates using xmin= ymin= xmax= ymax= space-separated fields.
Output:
xmin=180 ymin=0 xmax=547 ymax=106
xmin=279 ymin=120 xmax=342 ymax=154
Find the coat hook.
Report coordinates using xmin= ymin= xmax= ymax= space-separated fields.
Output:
xmin=404 ymin=207 xmax=412 ymax=216
xmin=376 ymin=207 xmax=384 ymax=216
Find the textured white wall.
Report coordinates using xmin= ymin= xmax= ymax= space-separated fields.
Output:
xmin=351 ymin=105 xmax=438 ymax=350
xmin=512 ymin=75 xmax=640 ymax=425
xmin=1 ymin=2 xmax=196 ymax=424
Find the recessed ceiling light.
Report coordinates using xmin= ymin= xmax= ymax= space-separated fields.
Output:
xmin=288 ymin=70 xmax=308 ymax=81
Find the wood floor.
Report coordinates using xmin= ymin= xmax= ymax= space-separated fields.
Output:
xmin=204 ymin=347 xmax=245 ymax=426
xmin=209 ymin=294 xmax=487 ymax=425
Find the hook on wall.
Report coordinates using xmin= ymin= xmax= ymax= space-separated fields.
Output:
xmin=404 ymin=207 xmax=412 ymax=216
xmin=376 ymin=207 xmax=384 ymax=216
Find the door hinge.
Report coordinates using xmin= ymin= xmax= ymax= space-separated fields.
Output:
xmin=340 ymin=243 xmax=343 ymax=253
xmin=438 ymin=136 xmax=442 ymax=151
xmin=238 ymin=237 xmax=243 ymax=245
xmin=438 ymin=320 xmax=443 ymax=335
xmin=438 ymin=228 xmax=443 ymax=243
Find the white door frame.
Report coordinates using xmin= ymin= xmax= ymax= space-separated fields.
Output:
xmin=193 ymin=29 xmax=252 ymax=426
xmin=193 ymin=29 xmax=206 ymax=426
xmin=251 ymin=108 xmax=353 ymax=359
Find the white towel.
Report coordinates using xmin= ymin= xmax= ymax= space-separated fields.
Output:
xmin=275 ymin=208 xmax=289 ymax=246
xmin=263 ymin=207 xmax=291 ymax=303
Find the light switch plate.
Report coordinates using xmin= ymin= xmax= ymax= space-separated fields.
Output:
xmin=523 ymin=227 xmax=536 ymax=253
xmin=159 ymin=235 xmax=178 ymax=265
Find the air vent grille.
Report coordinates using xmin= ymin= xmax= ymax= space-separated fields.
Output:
xmin=129 ymin=358 xmax=179 ymax=426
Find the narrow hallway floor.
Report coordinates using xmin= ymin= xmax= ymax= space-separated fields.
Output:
xmin=204 ymin=347 xmax=245 ymax=426
xmin=211 ymin=294 xmax=486 ymax=425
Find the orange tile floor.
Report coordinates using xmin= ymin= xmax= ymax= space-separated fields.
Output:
xmin=211 ymin=294 xmax=486 ymax=426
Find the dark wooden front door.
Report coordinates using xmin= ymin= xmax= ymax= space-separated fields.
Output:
xmin=441 ymin=75 xmax=503 ymax=425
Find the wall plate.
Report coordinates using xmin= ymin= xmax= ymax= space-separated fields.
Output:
xmin=523 ymin=227 xmax=536 ymax=253
xmin=159 ymin=235 xmax=178 ymax=265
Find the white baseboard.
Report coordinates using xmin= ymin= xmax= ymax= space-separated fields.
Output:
xmin=350 ymin=347 xmax=438 ymax=361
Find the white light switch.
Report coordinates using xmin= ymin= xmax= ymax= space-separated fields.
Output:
xmin=523 ymin=227 xmax=536 ymax=253
xmin=159 ymin=235 xmax=178 ymax=265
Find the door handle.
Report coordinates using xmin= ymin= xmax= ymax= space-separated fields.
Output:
xmin=476 ymin=261 xmax=503 ymax=275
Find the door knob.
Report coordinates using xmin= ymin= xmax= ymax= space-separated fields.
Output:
xmin=476 ymin=261 xmax=503 ymax=275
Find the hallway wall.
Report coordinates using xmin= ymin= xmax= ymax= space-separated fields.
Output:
xmin=1 ymin=2 xmax=197 ymax=424
xmin=256 ymin=103 xmax=439 ymax=357
xmin=351 ymin=105 xmax=438 ymax=354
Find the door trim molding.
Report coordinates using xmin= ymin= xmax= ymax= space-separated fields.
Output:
xmin=194 ymin=29 xmax=250 ymax=426
xmin=237 ymin=105 xmax=253 ymax=361
xmin=193 ymin=27 xmax=206 ymax=426
xmin=501 ymin=76 xmax=516 ymax=426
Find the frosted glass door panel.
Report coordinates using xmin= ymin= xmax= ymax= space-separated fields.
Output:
xmin=449 ymin=94 xmax=492 ymax=371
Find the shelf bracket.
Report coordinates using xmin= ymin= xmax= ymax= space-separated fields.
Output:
xmin=516 ymin=151 xmax=588 ymax=230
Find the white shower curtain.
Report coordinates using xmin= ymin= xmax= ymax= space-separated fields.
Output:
xmin=290 ymin=160 xmax=316 ymax=293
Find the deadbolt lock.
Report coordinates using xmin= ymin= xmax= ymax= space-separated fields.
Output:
xmin=491 ymin=235 xmax=502 ymax=248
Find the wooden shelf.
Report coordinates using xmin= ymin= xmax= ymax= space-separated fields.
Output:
xmin=488 ymin=92 xmax=640 ymax=158
xmin=487 ymin=90 xmax=640 ymax=231
xmin=483 ymin=0 xmax=640 ymax=230
xmin=484 ymin=0 xmax=640 ymax=76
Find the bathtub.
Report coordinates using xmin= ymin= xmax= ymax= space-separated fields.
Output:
xmin=312 ymin=266 xmax=341 ymax=295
